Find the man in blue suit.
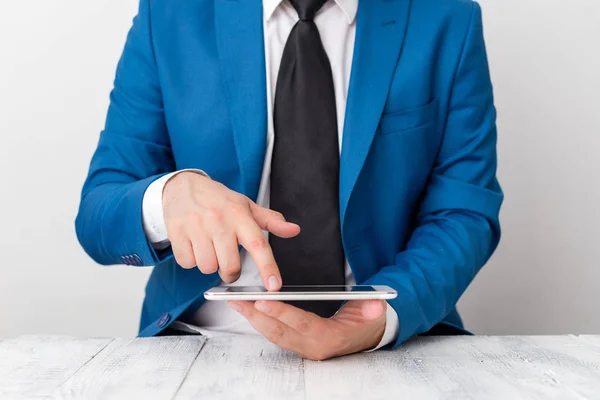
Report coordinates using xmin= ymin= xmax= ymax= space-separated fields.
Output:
xmin=76 ymin=0 xmax=502 ymax=360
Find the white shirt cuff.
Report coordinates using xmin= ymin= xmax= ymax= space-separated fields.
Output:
xmin=141 ymin=169 xmax=208 ymax=250
xmin=365 ymin=302 xmax=399 ymax=352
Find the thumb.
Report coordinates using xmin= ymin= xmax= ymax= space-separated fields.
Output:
xmin=360 ymin=300 xmax=385 ymax=320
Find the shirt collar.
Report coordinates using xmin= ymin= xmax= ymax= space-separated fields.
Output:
xmin=264 ymin=0 xmax=358 ymax=25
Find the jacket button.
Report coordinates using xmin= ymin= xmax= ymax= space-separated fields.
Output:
xmin=157 ymin=312 xmax=171 ymax=328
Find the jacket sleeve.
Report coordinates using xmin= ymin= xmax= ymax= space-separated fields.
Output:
xmin=75 ymin=0 xmax=174 ymax=266
xmin=365 ymin=2 xmax=503 ymax=346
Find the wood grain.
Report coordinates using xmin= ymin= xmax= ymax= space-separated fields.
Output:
xmin=174 ymin=334 xmax=305 ymax=400
xmin=49 ymin=336 xmax=206 ymax=400
xmin=577 ymin=335 xmax=600 ymax=349
xmin=304 ymin=335 xmax=597 ymax=400
xmin=493 ymin=335 xmax=600 ymax=399
xmin=2 ymin=335 xmax=600 ymax=399
xmin=0 ymin=336 xmax=111 ymax=400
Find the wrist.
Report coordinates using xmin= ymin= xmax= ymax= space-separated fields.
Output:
xmin=162 ymin=170 xmax=209 ymax=208
xmin=165 ymin=169 xmax=209 ymax=190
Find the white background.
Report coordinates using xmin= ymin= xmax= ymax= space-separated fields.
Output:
xmin=0 ymin=0 xmax=599 ymax=339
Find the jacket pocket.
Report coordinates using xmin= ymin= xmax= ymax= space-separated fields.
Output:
xmin=379 ymin=98 xmax=438 ymax=136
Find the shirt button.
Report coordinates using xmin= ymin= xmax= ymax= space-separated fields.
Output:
xmin=157 ymin=312 xmax=171 ymax=328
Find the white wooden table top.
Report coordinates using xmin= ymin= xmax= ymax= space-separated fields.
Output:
xmin=1 ymin=334 xmax=599 ymax=400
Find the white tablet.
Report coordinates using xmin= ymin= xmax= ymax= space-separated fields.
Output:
xmin=204 ymin=285 xmax=397 ymax=301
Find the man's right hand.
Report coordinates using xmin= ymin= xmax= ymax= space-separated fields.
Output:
xmin=161 ymin=171 xmax=300 ymax=291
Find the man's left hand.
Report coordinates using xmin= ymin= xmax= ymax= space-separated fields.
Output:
xmin=228 ymin=299 xmax=386 ymax=360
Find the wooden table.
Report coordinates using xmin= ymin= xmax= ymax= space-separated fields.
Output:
xmin=1 ymin=334 xmax=599 ymax=399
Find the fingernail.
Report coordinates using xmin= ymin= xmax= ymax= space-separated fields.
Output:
xmin=255 ymin=301 xmax=271 ymax=313
xmin=228 ymin=302 xmax=242 ymax=312
xmin=268 ymin=275 xmax=280 ymax=291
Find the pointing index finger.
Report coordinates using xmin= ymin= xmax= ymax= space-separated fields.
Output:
xmin=250 ymin=202 xmax=301 ymax=239
xmin=235 ymin=215 xmax=282 ymax=291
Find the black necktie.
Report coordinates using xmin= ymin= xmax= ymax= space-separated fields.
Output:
xmin=269 ymin=0 xmax=345 ymax=318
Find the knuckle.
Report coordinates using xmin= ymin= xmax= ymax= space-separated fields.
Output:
xmin=204 ymin=208 xmax=223 ymax=223
xmin=196 ymin=254 xmax=218 ymax=273
xmin=198 ymin=260 xmax=219 ymax=274
xmin=260 ymin=262 xmax=278 ymax=274
xmin=199 ymin=263 xmax=219 ymax=275
xmin=266 ymin=324 xmax=286 ymax=344
xmin=178 ymin=261 xmax=196 ymax=270
xmin=174 ymin=252 xmax=194 ymax=269
xmin=271 ymin=211 xmax=284 ymax=220
xmin=228 ymin=201 xmax=248 ymax=217
xmin=168 ymin=221 xmax=186 ymax=238
xmin=249 ymin=236 xmax=269 ymax=251
xmin=218 ymin=268 xmax=240 ymax=283
xmin=232 ymin=193 xmax=250 ymax=203
xmin=220 ymin=262 xmax=241 ymax=276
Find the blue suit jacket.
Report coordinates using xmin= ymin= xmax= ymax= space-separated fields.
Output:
xmin=76 ymin=0 xmax=503 ymax=347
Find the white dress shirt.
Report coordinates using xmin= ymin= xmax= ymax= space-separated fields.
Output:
xmin=142 ymin=0 xmax=399 ymax=350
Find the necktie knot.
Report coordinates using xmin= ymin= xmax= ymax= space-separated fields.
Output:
xmin=290 ymin=0 xmax=328 ymax=21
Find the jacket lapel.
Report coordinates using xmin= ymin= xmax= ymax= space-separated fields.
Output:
xmin=340 ymin=0 xmax=411 ymax=223
xmin=214 ymin=0 xmax=267 ymax=200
